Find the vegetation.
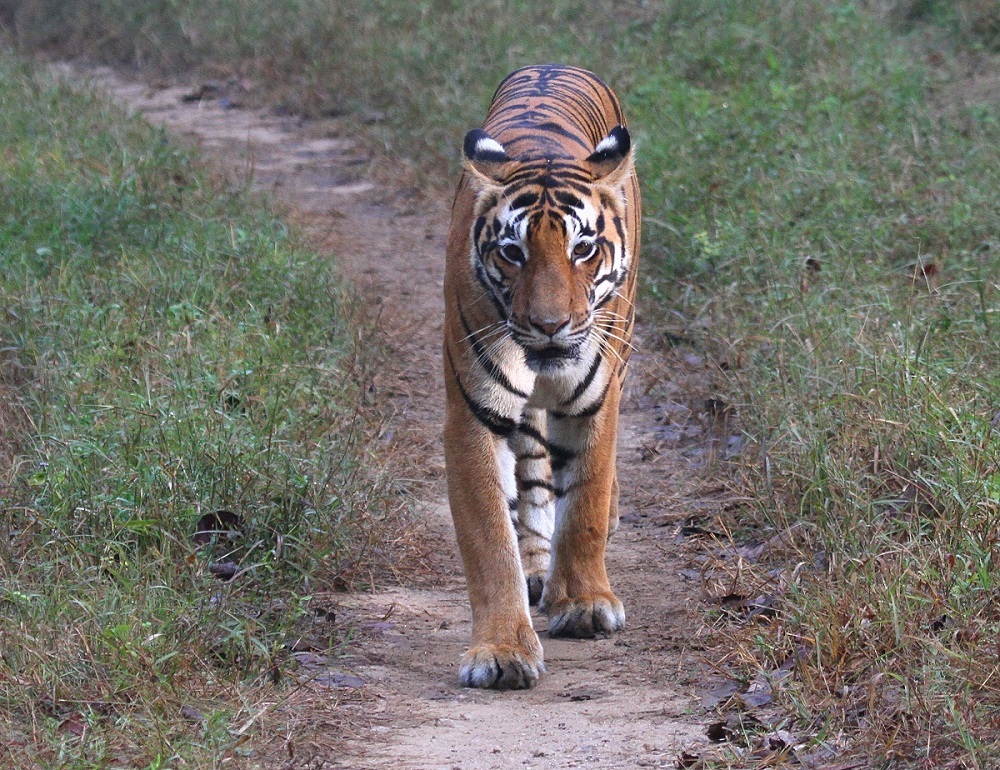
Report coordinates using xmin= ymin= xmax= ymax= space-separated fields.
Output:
xmin=0 ymin=55 xmax=391 ymax=765
xmin=628 ymin=4 xmax=1000 ymax=766
xmin=2 ymin=0 xmax=999 ymax=766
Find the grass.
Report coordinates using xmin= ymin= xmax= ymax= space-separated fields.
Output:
xmin=3 ymin=0 xmax=1000 ymax=766
xmin=0 ymin=54 xmax=394 ymax=766
xmin=624 ymin=5 xmax=1000 ymax=766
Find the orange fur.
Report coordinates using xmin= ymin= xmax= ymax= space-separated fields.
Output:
xmin=443 ymin=65 xmax=640 ymax=689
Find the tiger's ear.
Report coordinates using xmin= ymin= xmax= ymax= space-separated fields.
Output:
xmin=463 ymin=129 xmax=516 ymax=187
xmin=586 ymin=125 xmax=633 ymax=185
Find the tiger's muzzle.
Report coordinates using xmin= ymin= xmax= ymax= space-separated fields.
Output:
xmin=509 ymin=316 xmax=592 ymax=371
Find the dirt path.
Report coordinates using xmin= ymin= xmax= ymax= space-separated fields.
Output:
xmin=66 ymin=67 xmax=725 ymax=769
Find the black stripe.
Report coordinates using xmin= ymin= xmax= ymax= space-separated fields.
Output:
xmin=530 ymin=121 xmax=592 ymax=151
xmin=446 ymin=347 xmax=516 ymax=437
xmin=510 ymin=192 xmax=539 ymax=209
xmin=473 ymin=215 xmax=487 ymax=245
xmin=561 ymin=352 xmax=602 ymax=407
xmin=547 ymin=443 xmax=575 ymax=470
xmin=517 ymin=525 xmax=551 ymax=541
xmin=545 ymin=210 xmax=567 ymax=235
xmin=550 ymin=453 xmax=574 ymax=472
xmin=593 ymin=268 xmax=620 ymax=291
xmin=473 ymin=258 xmax=509 ymax=319
xmin=613 ymin=213 xmax=626 ymax=245
xmin=563 ymin=379 xmax=611 ymax=419
xmin=502 ymin=170 xmax=593 ymax=195
xmin=520 ymin=479 xmax=555 ymax=493
xmin=458 ymin=303 xmax=528 ymax=398
xmin=517 ymin=422 xmax=575 ymax=467
xmin=555 ymin=190 xmax=583 ymax=209
xmin=551 ymin=385 xmax=607 ymax=419
xmin=594 ymin=263 xmax=629 ymax=311
xmin=594 ymin=286 xmax=618 ymax=310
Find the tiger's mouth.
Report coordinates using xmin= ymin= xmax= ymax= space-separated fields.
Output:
xmin=523 ymin=343 xmax=581 ymax=371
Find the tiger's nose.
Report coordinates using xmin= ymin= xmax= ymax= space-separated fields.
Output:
xmin=530 ymin=315 xmax=571 ymax=338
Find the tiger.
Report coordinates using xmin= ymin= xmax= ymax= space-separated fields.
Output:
xmin=443 ymin=64 xmax=641 ymax=690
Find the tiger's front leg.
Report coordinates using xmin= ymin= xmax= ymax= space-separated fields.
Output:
xmin=511 ymin=406 xmax=555 ymax=605
xmin=443 ymin=393 xmax=544 ymax=690
xmin=541 ymin=386 xmax=626 ymax=638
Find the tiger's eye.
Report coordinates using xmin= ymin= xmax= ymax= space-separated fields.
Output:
xmin=572 ymin=241 xmax=596 ymax=260
xmin=499 ymin=243 xmax=525 ymax=264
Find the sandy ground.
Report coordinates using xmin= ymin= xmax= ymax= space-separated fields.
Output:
xmin=60 ymin=67 xmax=737 ymax=769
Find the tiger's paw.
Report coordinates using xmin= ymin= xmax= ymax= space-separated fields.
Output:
xmin=526 ymin=572 xmax=545 ymax=606
xmin=545 ymin=593 xmax=625 ymax=639
xmin=520 ymin=546 xmax=550 ymax=607
xmin=459 ymin=635 xmax=545 ymax=690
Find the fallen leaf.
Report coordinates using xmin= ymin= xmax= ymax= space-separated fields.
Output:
xmin=741 ymin=684 xmax=773 ymax=708
xmin=679 ymin=524 xmax=725 ymax=540
xmin=181 ymin=81 xmax=224 ymax=102
xmin=180 ymin=705 xmax=205 ymax=723
xmin=57 ymin=712 xmax=86 ymax=738
xmin=907 ymin=258 xmax=940 ymax=292
xmin=735 ymin=542 xmax=766 ymax=562
xmin=745 ymin=594 xmax=780 ymax=621
xmin=700 ymin=679 xmax=740 ymax=710
xmin=360 ymin=621 xmax=396 ymax=633
xmin=706 ymin=713 xmax=765 ymax=744
xmin=763 ymin=729 xmax=796 ymax=750
xmin=704 ymin=398 xmax=732 ymax=417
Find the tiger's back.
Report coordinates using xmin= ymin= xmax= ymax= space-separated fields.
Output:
xmin=443 ymin=64 xmax=640 ymax=689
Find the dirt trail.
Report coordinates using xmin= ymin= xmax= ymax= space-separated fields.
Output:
xmin=67 ymin=67 xmax=725 ymax=769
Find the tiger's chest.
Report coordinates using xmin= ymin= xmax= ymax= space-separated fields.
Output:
xmin=478 ymin=332 xmax=613 ymax=415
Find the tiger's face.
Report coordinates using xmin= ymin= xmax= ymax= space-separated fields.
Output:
xmin=464 ymin=128 xmax=634 ymax=373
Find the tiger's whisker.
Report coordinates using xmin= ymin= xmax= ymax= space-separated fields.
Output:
xmin=598 ymin=330 xmax=636 ymax=353
xmin=463 ymin=321 xmax=508 ymax=344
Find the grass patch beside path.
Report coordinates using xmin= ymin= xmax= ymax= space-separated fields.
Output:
xmin=0 ymin=55 xmax=391 ymax=766
xmin=626 ymin=5 xmax=1000 ymax=766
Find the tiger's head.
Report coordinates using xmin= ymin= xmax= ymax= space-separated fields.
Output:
xmin=462 ymin=126 xmax=634 ymax=372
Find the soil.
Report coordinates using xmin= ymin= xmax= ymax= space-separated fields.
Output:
xmin=58 ymin=66 xmax=737 ymax=769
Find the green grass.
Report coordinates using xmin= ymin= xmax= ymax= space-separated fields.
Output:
xmin=625 ymin=5 xmax=1000 ymax=765
xmin=0 ymin=55 xmax=392 ymax=766
xmin=3 ymin=0 xmax=1000 ymax=766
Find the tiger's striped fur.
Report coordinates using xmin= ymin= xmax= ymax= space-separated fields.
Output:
xmin=443 ymin=64 xmax=640 ymax=689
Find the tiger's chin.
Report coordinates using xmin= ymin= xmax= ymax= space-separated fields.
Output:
xmin=523 ymin=344 xmax=582 ymax=373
